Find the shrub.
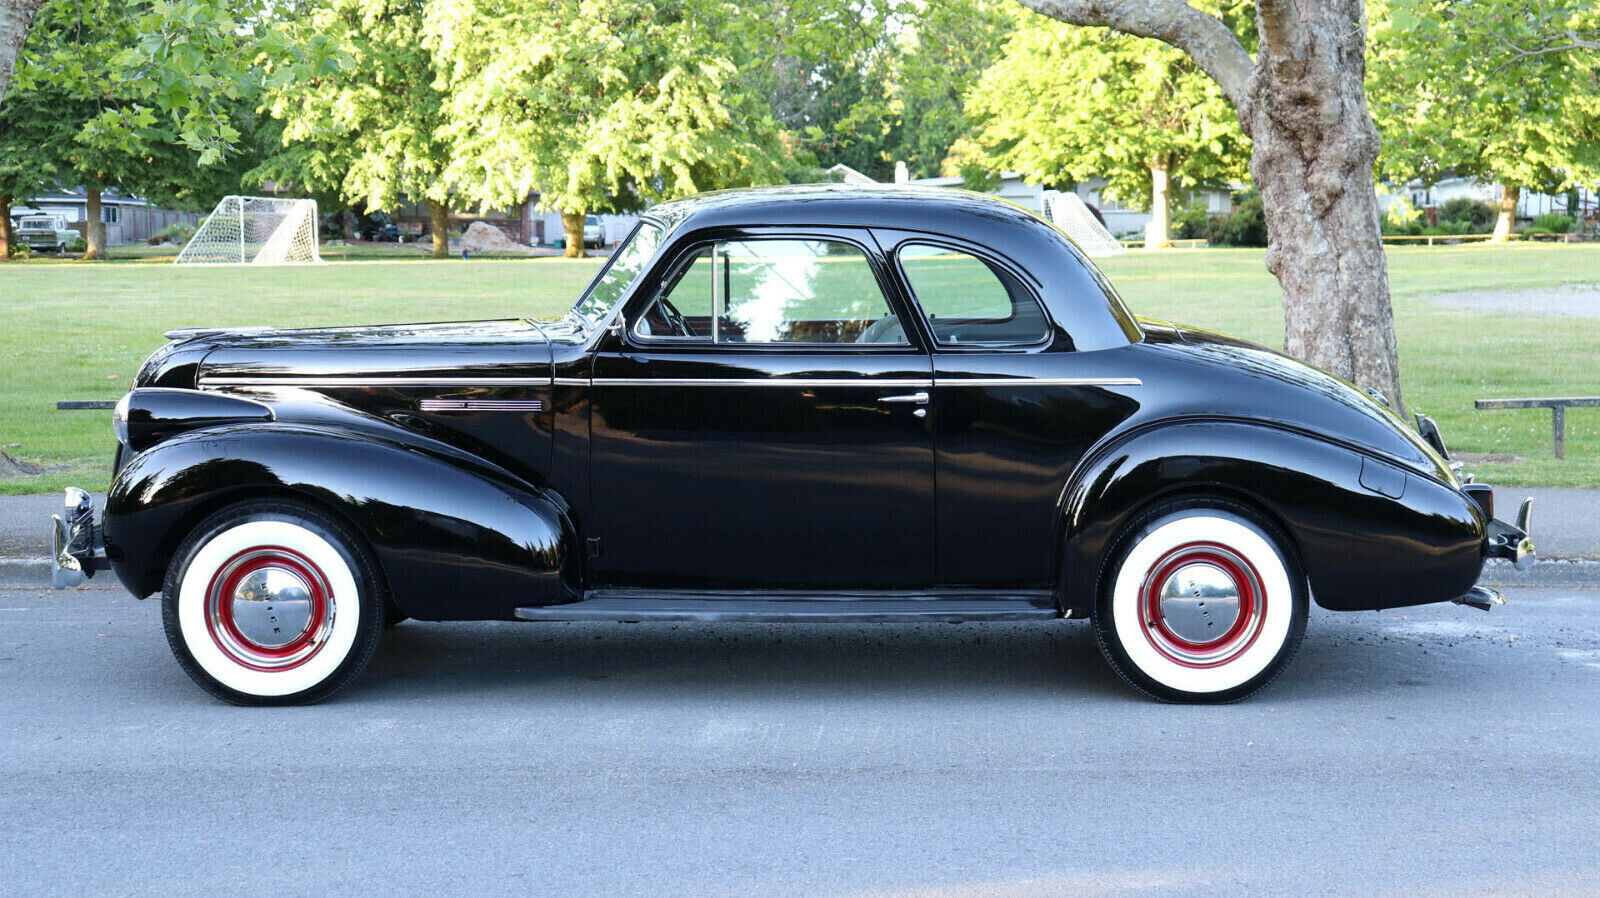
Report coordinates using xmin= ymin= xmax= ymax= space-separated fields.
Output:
xmin=1529 ymin=213 xmax=1573 ymax=234
xmin=1385 ymin=193 xmax=1423 ymax=233
xmin=1439 ymin=197 xmax=1495 ymax=229
xmin=1421 ymin=219 xmax=1472 ymax=237
xmin=1171 ymin=202 xmax=1210 ymax=239
xmin=1203 ymin=190 xmax=1267 ymax=247
xmin=147 ymin=222 xmax=196 ymax=246
xmin=68 ymin=237 xmax=87 ymax=252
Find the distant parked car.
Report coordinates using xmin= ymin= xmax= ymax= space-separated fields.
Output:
xmin=15 ymin=215 xmax=78 ymax=253
xmin=583 ymin=214 xmax=605 ymax=248
xmin=357 ymin=213 xmax=399 ymax=242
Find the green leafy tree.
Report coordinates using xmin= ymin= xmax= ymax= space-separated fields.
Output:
xmin=424 ymin=0 xmax=786 ymax=256
xmin=258 ymin=0 xmax=459 ymax=258
xmin=0 ymin=85 xmax=60 ymax=257
xmin=839 ymin=0 xmax=1017 ymax=179
xmin=9 ymin=0 xmax=266 ymax=258
xmin=1370 ymin=0 xmax=1600 ymax=241
xmin=967 ymin=9 xmax=1251 ymax=247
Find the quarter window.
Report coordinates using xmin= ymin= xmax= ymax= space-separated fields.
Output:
xmin=898 ymin=243 xmax=1050 ymax=345
xmin=635 ymin=238 xmax=907 ymax=345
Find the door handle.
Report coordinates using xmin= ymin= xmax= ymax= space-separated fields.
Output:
xmin=877 ymin=392 xmax=929 ymax=405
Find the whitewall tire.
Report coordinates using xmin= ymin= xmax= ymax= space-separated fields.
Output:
xmin=1094 ymin=498 xmax=1308 ymax=703
xmin=162 ymin=500 xmax=385 ymax=705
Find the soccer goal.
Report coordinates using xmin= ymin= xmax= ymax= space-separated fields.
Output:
xmin=175 ymin=196 xmax=323 ymax=265
xmin=1043 ymin=190 xmax=1126 ymax=258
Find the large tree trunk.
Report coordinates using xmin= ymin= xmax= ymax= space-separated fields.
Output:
xmin=1017 ymin=0 xmax=1405 ymax=413
xmin=0 ymin=0 xmax=45 ymax=110
xmin=1144 ymin=156 xmax=1172 ymax=249
xmin=562 ymin=210 xmax=587 ymax=259
xmin=83 ymin=185 xmax=106 ymax=261
xmin=0 ymin=193 xmax=12 ymax=260
xmin=1491 ymin=183 xmax=1520 ymax=242
xmin=1245 ymin=0 xmax=1403 ymax=413
xmin=429 ymin=200 xmax=449 ymax=259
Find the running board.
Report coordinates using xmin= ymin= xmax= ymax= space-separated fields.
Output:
xmin=514 ymin=590 xmax=1060 ymax=624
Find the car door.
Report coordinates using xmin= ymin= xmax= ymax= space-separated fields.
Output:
xmin=879 ymin=231 xmax=1142 ymax=589
xmin=587 ymin=228 xmax=936 ymax=590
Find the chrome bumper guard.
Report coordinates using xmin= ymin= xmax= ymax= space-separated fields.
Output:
xmin=1451 ymin=496 xmax=1534 ymax=612
xmin=52 ymin=487 xmax=109 ymax=589
xmin=1485 ymin=497 xmax=1535 ymax=571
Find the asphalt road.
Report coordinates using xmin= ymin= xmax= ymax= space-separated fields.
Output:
xmin=2 ymin=581 xmax=1597 ymax=896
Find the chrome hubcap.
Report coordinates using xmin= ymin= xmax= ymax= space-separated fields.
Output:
xmin=1156 ymin=562 xmax=1242 ymax=645
xmin=1138 ymin=542 xmax=1267 ymax=668
xmin=230 ymin=566 xmax=315 ymax=649
xmin=205 ymin=546 xmax=334 ymax=671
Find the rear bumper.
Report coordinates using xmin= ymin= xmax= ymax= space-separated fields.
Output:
xmin=51 ymin=488 xmax=110 ymax=589
xmin=1449 ymin=493 xmax=1533 ymax=612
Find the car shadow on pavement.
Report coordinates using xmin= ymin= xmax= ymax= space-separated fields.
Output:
xmin=345 ymin=618 xmax=1141 ymax=704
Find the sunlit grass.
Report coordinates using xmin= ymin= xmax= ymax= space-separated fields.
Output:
xmin=0 ymin=241 xmax=1596 ymax=493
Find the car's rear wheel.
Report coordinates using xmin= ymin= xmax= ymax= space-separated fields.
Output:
xmin=1093 ymin=498 xmax=1307 ymax=703
xmin=162 ymin=499 xmax=384 ymax=705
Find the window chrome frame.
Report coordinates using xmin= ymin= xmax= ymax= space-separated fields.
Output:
xmin=890 ymin=238 xmax=1057 ymax=351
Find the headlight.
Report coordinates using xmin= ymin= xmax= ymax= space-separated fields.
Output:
xmin=112 ymin=393 xmax=131 ymax=445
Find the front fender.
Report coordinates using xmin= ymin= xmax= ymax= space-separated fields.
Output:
xmin=104 ymin=423 xmax=578 ymax=620
xmin=1057 ymin=419 xmax=1486 ymax=614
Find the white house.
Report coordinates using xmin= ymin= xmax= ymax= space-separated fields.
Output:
xmin=1403 ymin=178 xmax=1595 ymax=222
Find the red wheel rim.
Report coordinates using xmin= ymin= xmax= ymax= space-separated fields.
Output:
xmin=1137 ymin=542 xmax=1266 ymax=669
xmin=204 ymin=546 xmax=335 ymax=672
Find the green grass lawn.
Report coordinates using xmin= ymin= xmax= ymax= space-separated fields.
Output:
xmin=1 ymin=241 xmax=1596 ymax=494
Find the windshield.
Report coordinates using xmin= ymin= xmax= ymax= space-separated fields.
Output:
xmin=570 ymin=222 xmax=662 ymax=330
xmin=585 ymin=215 xmax=599 ymax=225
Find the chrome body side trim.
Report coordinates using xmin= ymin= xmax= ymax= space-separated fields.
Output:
xmin=199 ymin=376 xmax=555 ymax=388
xmin=939 ymin=377 xmax=1143 ymax=387
xmin=588 ymin=377 xmax=934 ymax=388
xmin=419 ymin=399 xmax=544 ymax=412
xmin=199 ymin=375 xmax=1142 ymax=389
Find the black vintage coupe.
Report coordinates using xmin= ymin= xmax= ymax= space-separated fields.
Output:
xmin=53 ymin=186 xmax=1534 ymax=704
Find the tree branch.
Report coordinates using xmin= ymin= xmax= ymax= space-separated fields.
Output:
xmin=1015 ymin=0 xmax=1254 ymax=107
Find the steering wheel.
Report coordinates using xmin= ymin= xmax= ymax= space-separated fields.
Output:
xmin=658 ymin=296 xmax=694 ymax=338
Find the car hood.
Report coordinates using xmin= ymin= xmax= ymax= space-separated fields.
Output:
xmin=135 ymin=319 xmax=576 ymax=388
xmin=1136 ymin=317 xmax=1453 ymax=481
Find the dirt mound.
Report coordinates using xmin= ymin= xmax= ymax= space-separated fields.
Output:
xmin=0 ymin=449 xmax=67 ymax=478
xmin=460 ymin=221 xmax=531 ymax=254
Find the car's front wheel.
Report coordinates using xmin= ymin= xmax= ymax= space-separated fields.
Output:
xmin=1094 ymin=498 xmax=1307 ymax=703
xmin=162 ymin=499 xmax=384 ymax=705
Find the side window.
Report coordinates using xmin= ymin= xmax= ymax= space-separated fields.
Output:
xmin=898 ymin=243 xmax=1050 ymax=345
xmin=634 ymin=238 xmax=907 ymax=345
xmin=635 ymin=248 xmax=715 ymax=339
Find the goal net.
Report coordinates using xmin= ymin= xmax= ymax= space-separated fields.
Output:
xmin=175 ymin=196 xmax=322 ymax=265
xmin=1043 ymin=190 xmax=1125 ymax=257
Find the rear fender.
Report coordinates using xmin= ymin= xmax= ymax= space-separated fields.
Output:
xmin=1057 ymin=419 xmax=1485 ymax=614
xmin=104 ymin=424 xmax=578 ymax=619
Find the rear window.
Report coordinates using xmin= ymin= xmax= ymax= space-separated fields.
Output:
xmin=897 ymin=243 xmax=1051 ymax=345
xmin=20 ymin=218 xmax=53 ymax=228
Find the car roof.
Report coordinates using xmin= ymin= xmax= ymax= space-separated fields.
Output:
xmin=634 ymin=184 xmax=1143 ymax=353
xmin=642 ymin=184 xmax=1047 ymax=237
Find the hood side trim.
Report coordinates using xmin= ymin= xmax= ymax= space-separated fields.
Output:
xmin=200 ymin=376 xmax=554 ymax=388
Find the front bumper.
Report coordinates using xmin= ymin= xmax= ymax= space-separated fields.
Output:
xmin=51 ymin=487 xmax=110 ymax=588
